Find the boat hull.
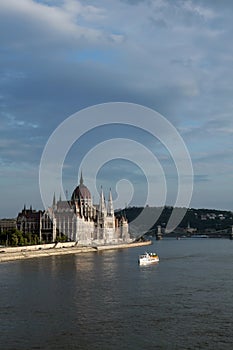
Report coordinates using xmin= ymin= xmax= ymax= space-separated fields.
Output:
xmin=138 ymin=252 xmax=159 ymax=265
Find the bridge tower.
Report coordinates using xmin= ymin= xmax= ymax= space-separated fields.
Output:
xmin=230 ymin=226 xmax=233 ymax=240
xmin=156 ymin=225 xmax=163 ymax=240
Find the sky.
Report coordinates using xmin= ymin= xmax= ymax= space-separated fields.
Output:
xmin=0 ymin=0 xmax=233 ymax=218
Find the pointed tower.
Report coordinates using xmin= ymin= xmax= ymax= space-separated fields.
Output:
xmin=80 ymin=170 xmax=84 ymax=185
xmin=107 ymin=188 xmax=114 ymax=216
xmin=53 ymin=192 xmax=56 ymax=207
xmin=99 ymin=186 xmax=106 ymax=216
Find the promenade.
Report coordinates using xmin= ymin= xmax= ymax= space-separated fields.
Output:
xmin=0 ymin=240 xmax=152 ymax=263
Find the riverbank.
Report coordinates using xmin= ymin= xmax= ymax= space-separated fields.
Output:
xmin=0 ymin=240 xmax=152 ymax=263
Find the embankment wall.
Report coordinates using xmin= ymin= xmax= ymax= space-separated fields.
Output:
xmin=0 ymin=240 xmax=152 ymax=263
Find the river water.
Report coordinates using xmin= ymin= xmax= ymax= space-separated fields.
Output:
xmin=1 ymin=238 xmax=233 ymax=350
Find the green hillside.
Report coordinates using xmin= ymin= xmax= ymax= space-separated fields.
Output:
xmin=116 ymin=206 xmax=233 ymax=235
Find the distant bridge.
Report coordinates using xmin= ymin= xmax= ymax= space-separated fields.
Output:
xmin=172 ymin=226 xmax=233 ymax=238
xmin=131 ymin=225 xmax=233 ymax=240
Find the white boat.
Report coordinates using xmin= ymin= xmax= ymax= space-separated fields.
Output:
xmin=138 ymin=252 xmax=159 ymax=265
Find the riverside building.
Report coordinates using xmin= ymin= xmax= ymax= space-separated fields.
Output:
xmin=17 ymin=206 xmax=43 ymax=236
xmin=40 ymin=173 xmax=131 ymax=245
xmin=0 ymin=218 xmax=16 ymax=234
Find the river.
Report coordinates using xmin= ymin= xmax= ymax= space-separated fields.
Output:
xmin=1 ymin=238 xmax=233 ymax=350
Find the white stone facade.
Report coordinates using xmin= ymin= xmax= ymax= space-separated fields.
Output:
xmin=41 ymin=174 xmax=131 ymax=245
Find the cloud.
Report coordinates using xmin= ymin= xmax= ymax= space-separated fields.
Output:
xmin=0 ymin=0 xmax=233 ymax=216
xmin=181 ymin=0 xmax=217 ymax=20
xmin=0 ymin=0 xmax=124 ymax=56
xmin=194 ymin=174 xmax=210 ymax=183
xmin=1 ymin=113 xmax=38 ymax=129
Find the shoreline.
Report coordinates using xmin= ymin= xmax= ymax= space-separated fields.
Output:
xmin=0 ymin=240 xmax=152 ymax=263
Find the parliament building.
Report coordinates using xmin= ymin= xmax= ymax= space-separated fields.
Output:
xmin=18 ymin=173 xmax=131 ymax=245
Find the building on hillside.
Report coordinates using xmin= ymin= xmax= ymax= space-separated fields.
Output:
xmin=40 ymin=173 xmax=131 ymax=245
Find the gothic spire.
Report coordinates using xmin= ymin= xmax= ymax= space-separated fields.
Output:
xmin=80 ymin=170 xmax=84 ymax=185
xmin=99 ymin=186 xmax=106 ymax=215
xmin=107 ymin=188 xmax=114 ymax=216
xmin=53 ymin=192 xmax=56 ymax=206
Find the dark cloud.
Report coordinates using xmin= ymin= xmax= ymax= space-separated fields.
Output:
xmin=120 ymin=0 xmax=149 ymax=5
xmin=194 ymin=174 xmax=209 ymax=183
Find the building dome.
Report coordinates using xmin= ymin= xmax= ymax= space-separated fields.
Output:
xmin=71 ymin=173 xmax=91 ymax=201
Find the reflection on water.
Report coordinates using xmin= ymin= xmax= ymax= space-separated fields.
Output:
xmin=1 ymin=239 xmax=233 ymax=350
